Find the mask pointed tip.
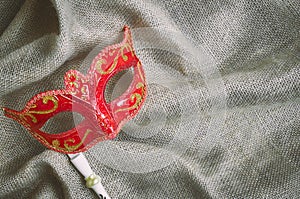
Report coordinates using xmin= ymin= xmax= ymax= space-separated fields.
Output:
xmin=2 ymin=107 xmax=10 ymax=116
xmin=123 ymin=25 xmax=129 ymax=31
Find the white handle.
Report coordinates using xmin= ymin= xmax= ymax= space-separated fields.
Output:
xmin=68 ymin=153 xmax=111 ymax=199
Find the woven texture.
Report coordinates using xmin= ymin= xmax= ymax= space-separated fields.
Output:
xmin=0 ymin=0 xmax=299 ymax=198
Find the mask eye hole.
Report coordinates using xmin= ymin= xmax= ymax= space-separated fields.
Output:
xmin=40 ymin=111 xmax=85 ymax=134
xmin=105 ymin=68 xmax=134 ymax=103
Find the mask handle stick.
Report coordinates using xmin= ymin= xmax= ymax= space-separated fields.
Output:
xmin=68 ymin=153 xmax=111 ymax=199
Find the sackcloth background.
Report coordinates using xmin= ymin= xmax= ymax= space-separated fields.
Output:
xmin=0 ymin=0 xmax=299 ymax=198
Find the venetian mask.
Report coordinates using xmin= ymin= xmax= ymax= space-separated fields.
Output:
xmin=3 ymin=26 xmax=146 ymax=154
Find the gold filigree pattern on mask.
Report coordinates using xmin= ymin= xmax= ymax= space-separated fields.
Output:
xmin=115 ymin=82 xmax=145 ymax=113
xmin=52 ymin=129 xmax=92 ymax=152
xmin=21 ymin=96 xmax=58 ymax=123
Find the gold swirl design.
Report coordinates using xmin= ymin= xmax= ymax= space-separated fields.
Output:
xmin=96 ymin=57 xmax=118 ymax=75
xmin=81 ymin=85 xmax=89 ymax=100
xmin=22 ymin=96 xmax=59 ymax=123
xmin=96 ymin=37 xmax=134 ymax=75
xmin=29 ymin=96 xmax=58 ymax=114
xmin=52 ymin=129 xmax=92 ymax=152
xmin=81 ymin=86 xmax=87 ymax=95
xmin=52 ymin=140 xmax=60 ymax=149
xmin=136 ymin=82 xmax=144 ymax=90
xmin=22 ymin=113 xmax=38 ymax=123
xmin=115 ymin=83 xmax=144 ymax=113
xmin=120 ymin=42 xmax=133 ymax=61
xmin=67 ymin=73 xmax=79 ymax=88
xmin=95 ymin=58 xmax=108 ymax=74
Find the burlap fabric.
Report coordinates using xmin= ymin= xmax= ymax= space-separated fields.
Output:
xmin=0 ymin=0 xmax=299 ymax=198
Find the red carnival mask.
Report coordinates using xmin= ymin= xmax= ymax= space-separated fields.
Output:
xmin=3 ymin=26 xmax=146 ymax=154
